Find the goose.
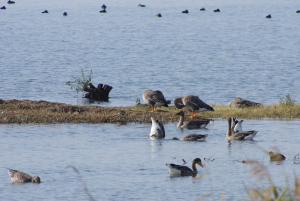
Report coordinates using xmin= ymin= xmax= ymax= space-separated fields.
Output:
xmin=166 ymin=158 xmax=203 ymax=176
xmin=174 ymin=95 xmax=214 ymax=119
xmin=147 ymin=117 xmax=165 ymax=139
xmin=269 ymin=152 xmax=285 ymax=161
xmin=231 ymin=118 xmax=239 ymax=133
xmin=101 ymin=4 xmax=106 ymax=9
xmin=138 ymin=4 xmax=145 ymax=7
xmin=226 ymin=117 xmax=258 ymax=140
xmin=176 ymin=111 xmax=210 ymax=129
xmin=214 ymin=9 xmax=220 ymax=12
xmin=41 ymin=10 xmax=48 ymax=13
xmin=234 ymin=119 xmax=243 ymax=133
xmin=200 ymin=8 xmax=206 ymax=11
xmin=142 ymin=90 xmax=170 ymax=112
xmin=172 ymin=134 xmax=208 ymax=141
xmin=182 ymin=10 xmax=189 ymax=13
xmin=297 ymin=10 xmax=300 ymax=13
xmin=8 ymin=169 xmax=41 ymax=183
xmin=63 ymin=12 xmax=67 ymax=16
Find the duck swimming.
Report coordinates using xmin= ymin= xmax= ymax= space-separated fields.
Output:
xmin=200 ymin=8 xmax=205 ymax=11
xmin=143 ymin=90 xmax=170 ymax=112
xmin=41 ymin=10 xmax=48 ymax=13
xmin=172 ymin=134 xmax=208 ymax=141
xmin=8 ymin=169 xmax=41 ymax=183
xmin=214 ymin=9 xmax=220 ymax=12
xmin=148 ymin=117 xmax=165 ymax=139
xmin=176 ymin=111 xmax=210 ymax=129
xmin=166 ymin=158 xmax=203 ymax=176
xmin=7 ymin=0 xmax=15 ymax=4
xmin=269 ymin=151 xmax=286 ymax=161
xmin=1 ymin=6 xmax=6 ymax=9
xmin=266 ymin=14 xmax=271 ymax=18
xmin=182 ymin=10 xmax=189 ymax=13
xmin=63 ymin=12 xmax=67 ymax=16
xmin=138 ymin=4 xmax=145 ymax=7
xmin=99 ymin=9 xmax=106 ymax=13
xmin=174 ymin=95 xmax=214 ymax=119
xmin=156 ymin=13 xmax=162 ymax=17
xmin=226 ymin=117 xmax=258 ymax=140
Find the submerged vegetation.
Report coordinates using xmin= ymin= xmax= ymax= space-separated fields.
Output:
xmin=0 ymin=99 xmax=299 ymax=124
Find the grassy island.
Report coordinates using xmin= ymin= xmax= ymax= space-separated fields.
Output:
xmin=0 ymin=99 xmax=299 ymax=124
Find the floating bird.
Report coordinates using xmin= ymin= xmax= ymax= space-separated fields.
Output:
xmin=138 ymin=4 xmax=145 ymax=7
xmin=142 ymin=90 xmax=170 ymax=112
xmin=156 ymin=13 xmax=162 ymax=17
xmin=1 ymin=6 xmax=6 ymax=9
xmin=99 ymin=9 xmax=106 ymax=13
xmin=266 ymin=14 xmax=271 ymax=18
xmin=200 ymin=8 xmax=206 ymax=11
xmin=296 ymin=10 xmax=300 ymax=13
xmin=166 ymin=158 xmax=203 ymax=176
xmin=174 ymin=95 xmax=214 ymax=119
xmin=148 ymin=117 xmax=165 ymax=139
xmin=176 ymin=111 xmax=210 ymax=129
xmin=41 ymin=10 xmax=48 ymax=13
xmin=63 ymin=12 xmax=67 ymax=16
xmin=269 ymin=151 xmax=286 ymax=161
xmin=8 ymin=169 xmax=41 ymax=183
xmin=214 ymin=9 xmax=220 ymax=12
xmin=172 ymin=134 xmax=208 ymax=141
xmin=182 ymin=10 xmax=189 ymax=13
xmin=226 ymin=117 xmax=258 ymax=140
xmin=101 ymin=4 xmax=106 ymax=9
xmin=7 ymin=0 xmax=15 ymax=4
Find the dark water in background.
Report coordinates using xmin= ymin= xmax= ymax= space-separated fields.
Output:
xmin=0 ymin=0 xmax=299 ymax=106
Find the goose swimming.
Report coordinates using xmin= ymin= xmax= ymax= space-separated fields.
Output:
xmin=174 ymin=95 xmax=214 ymax=119
xmin=143 ymin=90 xmax=170 ymax=112
xmin=166 ymin=158 xmax=203 ymax=176
xmin=8 ymin=169 xmax=41 ymax=183
xmin=226 ymin=117 xmax=258 ymax=140
xmin=172 ymin=134 xmax=208 ymax=141
xmin=176 ymin=111 xmax=210 ymax=129
xmin=148 ymin=117 xmax=165 ymax=139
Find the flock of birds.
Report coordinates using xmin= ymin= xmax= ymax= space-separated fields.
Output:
xmin=2 ymin=2 xmax=299 ymax=18
xmin=6 ymin=89 xmax=287 ymax=182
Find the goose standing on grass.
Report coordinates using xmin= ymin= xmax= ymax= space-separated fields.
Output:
xmin=166 ymin=158 xmax=203 ymax=176
xmin=176 ymin=111 xmax=210 ymax=129
xmin=226 ymin=117 xmax=258 ymax=140
xmin=172 ymin=134 xmax=208 ymax=141
xmin=174 ymin=95 xmax=214 ymax=119
xmin=269 ymin=152 xmax=286 ymax=161
xmin=143 ymin=90 xmax=170 ymax=112
xmin=147 ymin=117 xmax=165 ymax=139
xmin=8 ymin=169 xmax=41 ymax=183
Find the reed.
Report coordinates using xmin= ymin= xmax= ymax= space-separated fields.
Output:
xmin=0 ymin=99 xmax=299 ymax=124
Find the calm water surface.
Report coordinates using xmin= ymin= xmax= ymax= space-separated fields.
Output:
xmin=0 ymin=0 xmax=300 ymax=106
xmin=0 ymin=120 xmax=299 ymax=200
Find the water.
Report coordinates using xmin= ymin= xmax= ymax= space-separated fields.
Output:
xmin=0 ymin=120 xmax=299 ymax=200
xmin=0 ymin=0 xmax=300 ymax=106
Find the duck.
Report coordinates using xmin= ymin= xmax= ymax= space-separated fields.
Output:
xmin=172 ymin=134 xmax=208 ymax=141
xmin=101 ymin=4 xmax=106 ymax=9
xmin=266 ymin=14 xmax=271 ymax=18
xmin=269 ymin=151 xmax=286 ymax=161
xmin=138 ymin=4 xmax=145 ymax=7
xmin=200 ymin=7 xmax=206 ymax=11
xmin=166 ymin=158 xmax=203 ymax=176
xmin=156 ymin=13 xmax=162 ymax=17
xmin=174 ymin=95 xmax=214 ymax=119
xmin=147 ymin=117 xmax=165 ymax=139
xmin=297 ymin=10 xmax=300 ymax=13
xmin=182 ymin=10 xmax=189 ymax=13
xmin=63 ymin=12 xmax=67 ymax=16
xmin=99 ymin=9 xmax=106 ymax=13
xmin=142 ymin=90 xmax=170 ymax=112
xmin=214 ymin=9 xmax=220 ymax=12
xmin=1 ymin=6 xmax=6 ymax=9
xmin=8 ymin=169 xmax=41 ymax=183
xmin=7 ymin=0 xmax=15 ymax=4
xmin=226 ymin=117 xmax=258 ymax=140
xmin=41 ymin=10 xmax=48 ymax=13
xmin=176 ymin=111 xmax=210 ymax=129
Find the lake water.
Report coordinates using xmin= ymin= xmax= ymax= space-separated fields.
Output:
xmin=0 ymin=0 xmax=300 ymax=107
xmin=0 ymin=0 xmax=300 ymax=200
xmin=0 ymin=120 xmax=299 ymax=200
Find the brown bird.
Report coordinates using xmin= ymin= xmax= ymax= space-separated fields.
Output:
xmin=166 ymin=158 xmax=203 ymax=176
xmin=142 ymin=90 xmax=170 ymax=112
xmin=226 ymin=117 xmax=258 ymax=140
xmin=269 ymin=151 xmax=286 ymax=161
xmin=8 ymin=169 xmax=41 ymax=183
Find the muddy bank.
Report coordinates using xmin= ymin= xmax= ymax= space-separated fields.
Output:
xmin=0 ymin=99 xmax=299 ymax=124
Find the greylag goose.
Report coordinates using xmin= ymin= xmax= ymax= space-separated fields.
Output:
xmin=174 ymin=95 xmax=214 ymax=119
xmin=172 ymin=134 xmax=208 ymax=141
xmin=269 ymin=151 xmax=285 ymax=161
xmin=231 ymin=118 xmax=239 ymax=133
xmin=147 ymin=117 xmax=165 ymax=139
xmin=226 ymin=117 xmax=258 ymax=140
xmin=143 ymin=90 xmax=170 ymax=112
xmin=234 ymin=119 xmax=243 ymax=132
xmin=176 ymin=111 xmax=210 ymax=129
xmin=8 ymin=169 xmax=41 ymax=183
xmin=166 ymin=158 xmax=203 ymax=176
